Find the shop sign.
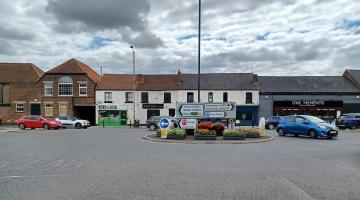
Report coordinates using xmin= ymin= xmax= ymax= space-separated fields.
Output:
xmin=142 ymin=104 xmax=164 ymax=109
xmin=178 ymin=118 xmax=197 ymax=129
xmin=274 ymin=101 xmax=343 ymax=108
xmin=98 ymin=104 xmax=127 ymax=110
xmin=292 ymin=100 xmax=324 ymax=107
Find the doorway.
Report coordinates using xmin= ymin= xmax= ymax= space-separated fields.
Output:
xmin=30 ymin=104 xmax=41 ymax=115
xmin=74 ymin=106 xmax=96 ymax=125
xmin=147 ymin=110 xmax=160 ymax=120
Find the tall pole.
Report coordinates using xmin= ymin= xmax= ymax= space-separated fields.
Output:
xmin=130 ymin=46 xmax=136 ymax=127
xmin=198 ymin=0 xmax=201 ymax=102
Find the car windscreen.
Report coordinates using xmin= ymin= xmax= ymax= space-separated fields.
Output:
xmin=338 ymin=115 xmax=352 ymax=119
xmin=306 ymin=116 xmax=326 ymax=123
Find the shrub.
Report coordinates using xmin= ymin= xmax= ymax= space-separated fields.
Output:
xmin=244 ymin=128 xmax=261 ymax=138
xmin=155 ymin=128 xmax=161 ymax=137
xmin=197 ymin=121 xmax=212 ymax=129
xmin=195 ymin=129 xmax=216 ymax=136
xmin=168 ymin=128 xmax=185 ymax=136
xmin=223 ymin=129 xmax=246 ymax=137
xmin=211 ymin=122 xmax=225 ymax=136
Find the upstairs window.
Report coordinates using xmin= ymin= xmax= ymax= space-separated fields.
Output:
xmin=44 ymin=83 xmax=53 ymax=96
xmin=79 ymin=83 xmax=87 ymax=96
xmin=0 ymin=84 xmax=10 ymax=105
xmin=164 ymin=92 xmax=171 ymax=103
xmin=58 ymin=76 xmax=73 ymax=96
xmin=246 ymin=92 xmax=253 ymax=104
xmin=104 ymin=92 xmax=112 ymax=103
xmin=141 ymin=92 xmax=148 ymax=103
xmin=125 ymin=92 xmax=133 ymax=103
xmin=208 ymin=92 xmax=213 ymax=102
xmin=223 ymin=92 xmax=228 ymax=102
xmin=187 ymin=92 xmax=194 ymax=103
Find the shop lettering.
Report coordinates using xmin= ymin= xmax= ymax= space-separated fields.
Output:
xmin=292 ymin=100 xmax=325 ymax=107
xmin=98 ymin=105 xmax=118 ymax=110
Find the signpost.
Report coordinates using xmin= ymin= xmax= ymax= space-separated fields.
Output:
xmin=176 ymin=102 xmax=236 ymax=119
xmin=178 ymin=119 xmax=197 ymax=129
xmin=160 ymin=118 xmax=170 ymax=139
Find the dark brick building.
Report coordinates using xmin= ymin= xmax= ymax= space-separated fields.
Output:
xmin=0 ymin=63 xmax=44 ymax=124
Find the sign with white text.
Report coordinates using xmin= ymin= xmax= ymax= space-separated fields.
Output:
xmin=177 ymin=102 xmax=236 ymax=118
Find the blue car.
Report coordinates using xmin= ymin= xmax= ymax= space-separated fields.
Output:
xmin=277 ymin=115 xmax=338 ymax=139
xmin=265 ymin=116 xmax=282 ymax=130
xmin=335 ymin=113 xmax=360 ymax=130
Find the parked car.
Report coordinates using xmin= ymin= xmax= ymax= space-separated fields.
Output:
xmin=277 ymin=115 xmax=338 ymax=139
xmin=17 ymin=115 xmax=62 ymax=130
xmin=335 ymin=113 xmax=360 ymax=130
xmin=147 ymin=116 xmax=175 ymax=131
xmin=55 ymin=116 xmax=91 ymax=129
xmin=265 ymin=116 xmax=282 ymax=130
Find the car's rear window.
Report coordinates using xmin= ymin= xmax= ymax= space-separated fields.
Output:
xmin=338 ymin=115 xmax=352 ymax=119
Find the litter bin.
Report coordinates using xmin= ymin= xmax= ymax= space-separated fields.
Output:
xmin=134 ymin=120 xmax=140 ymax=127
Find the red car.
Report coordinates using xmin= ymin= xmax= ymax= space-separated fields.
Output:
xmin=17 ymin=115 xmax=62 ymax=130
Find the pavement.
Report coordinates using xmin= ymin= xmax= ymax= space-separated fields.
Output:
xmin=0 ymin=128 xmax=360 ymax=200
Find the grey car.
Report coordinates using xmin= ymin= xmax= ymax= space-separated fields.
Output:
xmin=147 ymin=116 xmax=175 ymax=131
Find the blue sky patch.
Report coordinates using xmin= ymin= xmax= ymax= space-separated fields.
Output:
xmin=337 ymin=19 xmax=360 ymax=34
xmin=255 ymin=32 xmax=270 ymax=41
xmin=86 ymin=36 xmax=115 ymax=50
xmin=176 ymin=34 xmax=227 ymax=43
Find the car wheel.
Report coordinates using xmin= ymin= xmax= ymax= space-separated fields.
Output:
xmin=277 ymin=128 xmax=285 ymax=136
xmin=43 ymin=124 xmax=50 ymax=130
xmin=268 ymin=124 xmax=275 ymax=130
xmin=349 ymin=123 xmax=358 ymax=130
xmin=149 ymin=124 xmax=156 ymax=131
xmin=83 ymin=126 xmax=87 ymax=129
xmin=327 ymin=136 xmax=333 ymax=139
xmin=18 ymin=123 xmax=26 ymax=130
xmin=75 ymin=123 xmax=82 ymax=129
xmin=294 ymin=134 xmax=299 ymax=137
xmin=309 ymin=129 xmax=317 ymax=139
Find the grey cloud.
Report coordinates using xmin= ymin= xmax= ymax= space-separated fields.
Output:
xmin=0 ymin=26 xmax=34 ymax=41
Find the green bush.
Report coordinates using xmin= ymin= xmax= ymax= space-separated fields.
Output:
xmin=155 ymin=128 xmax=161 ymax=137
xmin=168 ymin=128 xmax=185 ymax=136
xmin=223 ymin=129 xmax=246 ymax=137
xmin=195 ymin=129 xmax=216 ymax=136
xmin=244 ymin=128 xmax=261 ymax=138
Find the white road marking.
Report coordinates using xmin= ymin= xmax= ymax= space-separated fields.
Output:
xmin=0 ymin=174 xmax=64 ymax=179
xmin=278 ymin=174 xmax=316 ymax=200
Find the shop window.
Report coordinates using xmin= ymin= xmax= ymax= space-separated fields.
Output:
xmin=187 ymin=92 xmax=194 ymax=103
xmin=237 ymin=112 xmax=252 ymax=121
xmin=208 ymin=92 xmax=213 ymax=102
xmin=246 ymin=92 xmax=252 ymax=104
xmin=58 ymin=76 xmax=73 ymax=96
xmin=104 ymin=92 xmax=112 ymax=103
xmin=45 ymin=83 xmax=53 ymax=96
xmin=79 ymin=83 xmax=87 ymax=96
xmin=16 ymin=104 xmax=24 ymax=113
xmin=45 ymin=104 xmax=53 ymax=116
xmin=141 ymin=92 xmax=148 ymax=103
xmin=169 ymin=108 xmax=175 ymax=117
xmin=0 ymin=84 xmax=10 ymax=105
xmin=125 ymin=92 xmax=133 ymax=103
xmin=59 ymin=103 xmax=68 ymax=116
xmin=223 ymin=92 xmax=228 ymax=102
xmin=164 ymin=92 xmax=171 ymax=103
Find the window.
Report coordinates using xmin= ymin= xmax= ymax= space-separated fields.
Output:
xmin=104 ymin=92 xmax=112 ymax=103
xmin=208 ymin=92 xmax=213 ymax=102
xmin=141 ymin=92 xmax=148 ymax=103
xmin=164 ymin=92 xmax=171 ymax=103
xmin=295 ymin=117 xmax=306 ymax=123
xmin=223 ymin=92 xmax=228 ymax=102
xmin=0 ymin=84 xmax=10 ymax=105
xmin=45 ymin=83 xmax=53 ymax=96
xmin=286 ymin=116 xmax=295 ymax=122
xmin=59 ymin=103 xmax=68 ymax=116
xmin=79 ymin=83 xmax=87 ymax=96
xmin=58 ymin=76 xmax=73 ymax=96
xmin=125 ymin=92 xmax=133 ymax=103
xmin=45 ymin=104 xmax=53 ymax=116
xmin=169 ymin=108 xmax=175 ymax=117
xmin=246 ymin=92 xmax=253 ymax=104
xmin=16 ymin=104 xmax=24 ymax=113
xmin=237 ymin=112 xmax=252 ymax=120
xmin=187 ymin=92 xmax=194 ymax=103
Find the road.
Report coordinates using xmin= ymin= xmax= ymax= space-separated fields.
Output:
xmin=0 ymin=128 xmax=359 ymax=200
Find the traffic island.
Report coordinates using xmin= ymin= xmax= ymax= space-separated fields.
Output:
xmin=143 ymin=134 xmax=274 ymax=144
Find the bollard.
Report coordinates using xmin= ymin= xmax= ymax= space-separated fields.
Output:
xmin=102 ymin=120 xmax=105 ymax=128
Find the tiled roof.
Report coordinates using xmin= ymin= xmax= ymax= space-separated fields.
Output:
xmin=97 ymin=74 xmax=136 ymax=90
xmin=0 ymin=63 xmax=44 ymax=83
xmin=180 ymin=73 xmax=259 ymax=90
xmin=343 ymin=69 xmax=360 ymax=88
xmin=46 ymin=58 xmax=101 ymax=82
xmin=137 ymin=75 xmax=180 ymax=91
xmin=259 ymin=76 xmax=360 ymax=93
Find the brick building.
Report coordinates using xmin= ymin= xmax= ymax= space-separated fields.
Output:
xmin=37 ymin=58 xmax=101 ymax=124
xmin=0 ymin=63 xmax=44 ymax=124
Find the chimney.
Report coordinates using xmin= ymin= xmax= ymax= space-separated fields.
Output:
xmin=136 ymin=74 xmax=144 ymax=84
xmin=252 ymin=74 xmax=258 ymax=83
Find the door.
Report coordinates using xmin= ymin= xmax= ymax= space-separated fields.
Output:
xmin=147 ymin=110 xmax=160 ymax=120
xmin=169 ymin=109 xmax=175 ymax=117
xmin=120 ymin=111 xmax=127 ymax=125
xmin=31 ymin=104 xmax=41 ymax=115
xmin=295 ymin=116 xmax=308 ymax=135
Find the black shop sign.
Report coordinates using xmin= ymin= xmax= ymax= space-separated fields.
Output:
xmin=142 ymin=104 xmax=164 ymax=109
xmin=274 ymin=100 xmax=343 ymax=108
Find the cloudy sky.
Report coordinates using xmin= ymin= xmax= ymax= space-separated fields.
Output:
xmin=0 ymin=0 xmax=359 ymax=75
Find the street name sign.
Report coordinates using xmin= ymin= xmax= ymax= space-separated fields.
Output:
xmin=177 ymin=102 xmax=236 ymax=118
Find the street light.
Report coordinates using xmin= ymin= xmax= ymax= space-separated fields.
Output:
xmin=130 ymin=45 xmax=136 ymax=127
xmin=198 ymin=0 xmax=201 ymax=102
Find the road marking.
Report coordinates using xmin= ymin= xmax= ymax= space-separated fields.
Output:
xmin=278 ymin=174 xmax=316 ymax=200
xmin=0 ymin=175 xmax=64 ymax=179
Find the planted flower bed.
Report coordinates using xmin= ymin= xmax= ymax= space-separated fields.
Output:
xmin=244 ymin=128 xmax=261 ymax=138
xmin=167 ymin=128 xmax=186 ymax=139
xmin=195 ymin=129 xmax=217 ymax=140
xmin=223 ymin=129 xmax=245 ymax=140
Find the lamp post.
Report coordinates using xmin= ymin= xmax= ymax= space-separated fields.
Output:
xmin=130 ymin=45 xmax=136 ymax=127
xmin=198 ymin=0 xmax=201 ymax=102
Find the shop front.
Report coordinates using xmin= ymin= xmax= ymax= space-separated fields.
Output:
xmin=97 ymin=104 xmax=128 ymax=126
xmin=236 ymin=106 xmax=259 ymax=126
xmin=273 ymin=100 xmax=343 ymax=122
